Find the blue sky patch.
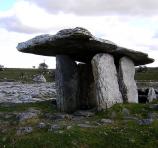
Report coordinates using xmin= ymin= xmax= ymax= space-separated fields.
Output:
xmin=0 ymin=0 xmax=15 ymax=11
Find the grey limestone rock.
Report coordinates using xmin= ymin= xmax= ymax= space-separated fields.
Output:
xmin=17 ymin=27 xmax=154 ymax=66
xmin=100 ymin=119 xmax=113 ymax=124
xmin=92 ymin=53 xmax=123 ymax=110
xmin=138 ymin=119 xmax=153 ymax=125
xmin=49 ymin=124 xmax=62 ymax=131
xmin=56 ymin=55 xmax=79 ymax=113
xmin=17 ymin=108 xmax=40 ymax=121
xmin=73 ymin=110 xmax=95 ymax=117
xmin=119 ymin=57 xmax=138 ymax=103
xmin=147 ymin=87 xmax=157 ymax=102
xmin=16 ymin=127 xmax=33 ymax=135
xmin=37 ymin=122 xmax=46 ymax=128
xmin=77 ymin=124 xmax=95 ymax=128
xmin=33 ymin=74 xmax=46 ymax=83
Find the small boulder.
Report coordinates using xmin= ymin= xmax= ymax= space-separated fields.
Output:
xmin=147 ymin=87 xmax=157 ymax=102
xmin=33 ymin=74 xmax=46 ymax=83
xmin=100 ymin=119 xmax=113 ymax=124
xmin=138 ymin=119 xmax=153 ymax=125
xmin=49 ymin=124 xmax=62 ymax=132
xmin=16 ymin=127 xmax=33 ymax=135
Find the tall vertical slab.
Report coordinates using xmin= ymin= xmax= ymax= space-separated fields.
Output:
xmin=119 ymin=57 xmax=138 ymax=103
xmin=78 ymin=63 xmax=96 ymax=109
xmin=56 ymin=55 xmax=79 ymax=113
xmin=91 ymin=53 xmax=123 ymax=110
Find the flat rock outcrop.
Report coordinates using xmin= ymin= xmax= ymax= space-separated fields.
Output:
xmin=17 ymin=27 xmax=154 ymax=66
xmin=0 ymin=82 xmax=56 ymax=103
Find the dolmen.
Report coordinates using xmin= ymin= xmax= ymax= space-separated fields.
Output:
xmin=17 ymin=27 xmax=154 ymax=113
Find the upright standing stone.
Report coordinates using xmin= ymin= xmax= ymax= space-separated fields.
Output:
xmin=56 ymin=55 xmax=79 ymax=113
xmin=147 ymin=87 xmax=156 ymax=102
xmin=78 ymin=63 xmax=96 ymax=109
xmin=119 ymin=57 xmax=138 ymax=103
xmin=91 ymin=53 xmax=123 ymax=110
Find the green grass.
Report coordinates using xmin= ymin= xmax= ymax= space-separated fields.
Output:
xmin=0 ymin=67 xmax=158 ymax=82
xmin=0 ymin=68 xmax=55 ymax=82
xmin=135 ymin=67 xmax=158 ymax=81
xmin=1 ymin=101 xmax=158 ymax=148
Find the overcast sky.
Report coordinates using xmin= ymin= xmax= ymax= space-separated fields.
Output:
xmin=0 ymin=0 xmax=158 ymax=68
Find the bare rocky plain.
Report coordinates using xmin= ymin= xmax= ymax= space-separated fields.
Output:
xmin=0 ymin=82 xmax=56 ymax=103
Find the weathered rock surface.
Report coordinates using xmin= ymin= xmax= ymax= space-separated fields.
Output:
xmin=78 ymin=63 xmax=96 ymax=109
xmin=16 ymin=127 xmax=33 ymax=135
xmin=33 ymin=74 xmax=46 ymax=83
xmin=92 ymin=53 xmax=123 ymax=110
xmin=56 ymin=55 xmax=79 ymax=113
xmin=17 ymin=108 xmax=40 ymax=121
xmin=17 ymin=27 xmax=154 ymax=66
xmin=147 ymin=87 xmax=157 ymax=102
xmin=119 ymin=57 xmax=138 ymax=103
xmin=0 ymin=82 xmax=56 ymax=103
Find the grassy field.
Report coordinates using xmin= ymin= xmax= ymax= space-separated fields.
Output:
xmin=0 ymin=100 xmax=158 ymax=148
xmin=0 ymin=68 xmax=55 ymax=82
xmin=135 ymin=67 xmax=158 ymax=81
xmin=0 ymin=67 xmax=158 ymax=83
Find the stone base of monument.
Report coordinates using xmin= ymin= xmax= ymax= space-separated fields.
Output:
xmin=55 ymin=53 xmax=138 ymax=112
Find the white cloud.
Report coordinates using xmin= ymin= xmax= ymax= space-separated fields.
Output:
xmin=0 ymin=0 xmax=157 ymax=68
xmin=25 ymin=0 xmax=158 ymax=16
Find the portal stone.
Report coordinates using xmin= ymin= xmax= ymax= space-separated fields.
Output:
xmin=91 ymin=53 xmax=123 ymax=110
xmin=78 ymin=63 xmax=96 ymax=109
xmin=56 ymin=55 xmax=79 ymax=113
xmin=119 ymin=57 xmax=138 ymax=103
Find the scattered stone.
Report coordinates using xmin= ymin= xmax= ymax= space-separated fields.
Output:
xmin=100 ymin=119 xmax=113 ymax=124
xmin=148 ymin=112 xmax=158 ymax=120
xmin=77 ymin=124 xmax=95 ymax=128
xmin=33 ymin=74 xmax=46 ymax=83
xmin=119 ymin=57 xmax=138 ymax=103
xmin=122 ymin=108 xmax=130 ymax=117
xmin=17 ymin=108 xmax=40 ymax=121
xmin=49 ymin=124 xmax=62 ymax=131
xmin=111 ymin=111 xmax=117 ymax=119
xmin=147 ymin=87 xmax=157 ymax=102
xmin=67 ymin=126 xmax=72 ymax=130
xmin=92 ymin=53 xmax=123 ymax=110
xmin=73 ymin=110 xmax=95 ymax=117
xmin=37 ymin=122 xmax=46 ymax=128
xmin=138 ymin=119 xmax=153 ymax=125
xmin=149 ymin=104 xmax=158 ymax=110
xmin=46 ymin=113 xmax=72 ymax=121
xmin=16 ymin=127 xmax=33 ymax=135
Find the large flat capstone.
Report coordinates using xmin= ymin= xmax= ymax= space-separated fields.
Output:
xmin=17 ymin=27 xmax=154 ymax=66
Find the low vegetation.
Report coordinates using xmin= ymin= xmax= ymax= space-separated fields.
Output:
xmin=1 ymin=100 xmax=158 ymax=148
xmin=135 ymin=67 xmax=158 ymax=81
xmin=0 ymin=67 xmax=158 ymax=83
xmin=0 ymin=68 xmax=55 ymax=82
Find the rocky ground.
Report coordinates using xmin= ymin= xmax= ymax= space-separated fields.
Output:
xmin=0 ymin=82 xmax=56 ymax=103
xmin=0 ymin=81 xmax=158 ymax=147
xmin=1 ymin=100 xmax=158 ymax=147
